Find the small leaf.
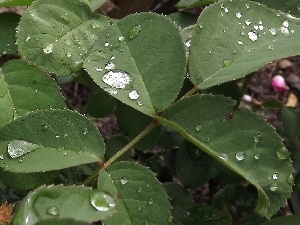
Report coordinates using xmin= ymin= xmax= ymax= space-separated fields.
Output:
xmin=158 ymin=95 xmax=294 ymax=218
xmin=84 ymin=12 xmax=185 ymax=116
xmin=262 ymin=215 xmax=300 ymax=225
xmin=97 ymin=162 xmax=172 ymax=225
xmin=12 ymin=185 xmax=116 ymax=225
xmin=0 ymin=12 xmax=20 ymax=55
xmin=17 ymin=0 xmax=110 ymax=76
xmin=0 ymin=109 xmax=105 ymax=172
xmin=0 ymin=0 xmax=33 ymax=6
xmin=189 ymin=0 xmax=300 ymax=89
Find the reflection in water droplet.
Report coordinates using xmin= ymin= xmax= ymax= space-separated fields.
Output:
xmin=64 ymin=40 xmax=71 ymax=46
xmin=62 ymin=152 xmax=67 ymax=156
xmin=104 ymin=87 xmax=118 ymax=95
xmin=8 ymin=140 xmax=39 ymax=159
xmin=138 ymin=206 xmax=142 ymax=211
xmin=104 ymin=42 xmax=110 ymax=47
xmin=104 ymin=61 xmax=116 ymax=70
xmin=120 ymin=177 xmax=128 ymax=185
xmin=254 ymin=134 xmax=262 ymax=143
xmin=95 ymin=67 xmax=103 ymax=72
xmin=219 ymin=153 xmax=228 ymax=161
xmin=270 ymin=183 xmax=278 ymax=191
xmin=55 ymin=134 xmax=60 ymax=138
xmin=46 ymin=206 xmax=59 ymax=216
xmin=129 ymin=25 xmax=142 ymax=40
xmin=235 ymin=151 xmax=246 ymax=161
xmin=90 ymin=191 xmax=116 ymax=212
xmin=245 ymin=3 xmax=250 ymax=8
xmin=223 ymin=60 xmax=233 ymax=67
xmin=185 ymin=38 xmax=191 ymax=48
xmin=61 ymin=14 xmax=70 ymax=23
xmin=102 ymin=70 xmax=132 ymax=89
xmin=129 ymin=90 xmax=139 ymax=100
xmin=43 ymin=44 xmax=53 ymax=54
xmin=195 ymin=124 xmax=202 ymax=132
xmin=276 ymin=147 xmax=289 ymax=160
xmin=268 ymin=45 xmax=274 ymax=50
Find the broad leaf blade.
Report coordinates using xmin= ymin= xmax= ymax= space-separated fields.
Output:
xmin=98 ymin=162 xmax=172 ymax=225
xmin=12 ymin=185 xmax=116 ymax=225
xmin=0 ymin=12 xmax=20 ymax=55
xmin=0 ymin=109 xmax=105 ymax=172
xmin=189 ymin=0 xmax=300 ymax=89
xmin=0 ymin=0 xmax=33 ymax=6
xmin=17 ymin=0 xmax=110 ymax=76
xmin=0 ymin=60 xmax=66 ymax=127
xmin=158 ymin=95 xmax=294 ymax=218
xmin=84 ymin=12 xmax=185 ymax=116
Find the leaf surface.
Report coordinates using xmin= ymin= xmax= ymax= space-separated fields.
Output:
xmin=158 ymin=95 xmax=294 ymax=218
xmin=12 ymin=185 xmax=116 ymax=225
xmin=83 ymin=0 xmax=107 ymax=12
xmin=0 ymin=0 xmax=33 ymax=6
xmin=262 ymin=215 xmax=300 ymax=225
xmin=34 ymin=219 xmax=90 ymax=225
xmin=17 ymin=0 xmax=110 ymax=76
xmin=253 ymin=0 xmax=300 ymax=17
xmin=98 ymin=162 xmax=172 ymax=225
xmin=84 ymin=12 xmax=185 ymax=116
xmin=176 ymin=0 xmax=215 ymax=9
xmin=0 ymin=109 xmax=105 ymax=172
xmin=189 ymin=0 xmax=300 ymax=89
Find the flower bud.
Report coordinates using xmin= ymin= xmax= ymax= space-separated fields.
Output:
xmin=272 ymin=75 xmax=289 ymax=92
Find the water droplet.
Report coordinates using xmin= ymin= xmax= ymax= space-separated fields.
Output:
xmin=46 ymin=206 xmax=59 ymax=216
xmin=286 ymin=174 xmax=294 ymax=184
xmin=111 ymin=56 xmax=115 ymax=60
xmin=245 ymin=19 xmax=251 ymax=25
xmin=120 ymin=177 xmax=128 ymax=185
xmin=276 ymin=147 xmax=289 ymax=160
xmin=43 ymin=44 xmax=53 ymax=54
xmin=25 ymin=35 xmax=31 ymax=42
xmin=104 ymin=87 xmax=118 ymax=95
xmin=129 ymin=90 xmax=139 ymax=100
xmin=91 ymin=23 xmax=100 ymax=29
xmin=254 ymin=153 xmax=260 ymax=160
xmin=224 ymin=7 xmax=229 ymax=13
xmin=223 ymin=59 xmax=233 ymax=67
xmin=269 ymin=28 xmax=277 ymax=36
xmin=104 ymin=61 xmax=116 ymax=70
xmin=185 ymin=38 xmax=191 ymax=48
xmin=283 ymin=21 xmax=289 ymax=28
xmin=235 ymin=151 xmax=246 ymax=161
xmin=270 ymin=183 xmax=278 ymax=191
xmin=118 ymin=36 xmax=125 ymax=41
xmin=18 ymin=159 xmax=22 ymax=163
xmin=219 ymin=153 xmax=228 ymax=161
xmin=55 ymin=134 xmax=60 ymax=138
xmin=168 ymin=216 xmax=173 ymax=224
xmin=64 ymin=40 xmax=71 ymax=46
xmin=248 ymin=31 xmax=258 ymax=41
xmin=195 ymin=124 xmax=202 ymax=131
xmin=90 ymin=191 xmax=115 ymax=212
xmin=63 ymin=132 xmax=68 ymax=137
xmin=129 ymin=25 xmax=142 ymax=40
xmin=8 ymin=140 xmax=39 ymax=159
xmin=83 ymin=127 xmax=88 ymax=135
xmin=254 ymin=134 xmax=262 ymax=143
xmin=95 ymin=67 xmax=103 ymax=72
xmin=137 ymin=187 xmax=142 ymax=193
xmin=280 ymin=26 xmax=290 ymax=35
xmin=102 ymin=70 xmax=132 ymax=89
xmin=42 ymin=125 xmax=48 ymax=131
xmin=62 ymin=152 xmax=67 ymax=156
xmin=138 ymin=206 xmax=142 ymax=211
xmin=66 ymin=52 xmax=72 ymax=58
xmin=137 ymin=100 xmax=143 ymax=106
xmin=0 ymin=155 xmax=3 ymax=160
xmin=272 ymin=172 xmax=279 ymax=180
xmin=236 ymin=12 xmax=242 ymax=18
xmin=61 ymin=14 xmax=70 ymax=23
xmin=245 ymin=3 xmax=250 ymax=8
xmin=238 ymin=40 xmax=243 ymax=45
xmin=148 ymin=198 xmax=154 ymax=205
xmin=268 ymin=44 xmax=274 ymax=50
xmin=104 ymin=42 xmax=110 ymax=47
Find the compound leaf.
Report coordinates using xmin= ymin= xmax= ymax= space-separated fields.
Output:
xmin=158 ymin=95 xmax=294 ymax=219
xmin=12 ymin=185 xmax=116 ymax=225
xmin=98 ymin=162 xmax=172 ymax=225
xmin=189 ymin=0 xmax=300 ymax=89
xmin=84 ymin=12 xmax=185 ymax=116
xmin=17 ymin=0 xmax=110 ymax=76
xmin=0 ymin=109 xmax=105 ymax=173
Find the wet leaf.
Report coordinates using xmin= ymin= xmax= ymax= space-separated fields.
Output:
xmin=189 ymin=0 xmax=300 ymax=89
xmin=98 ymin=162 xmax=172 ymax=225
xmin=0 ymin=109 xmax=105 ymax=173
xmin=253 ymin=0 xmax=300 ymax=17
xmin=158 ymin=95 xmax=294 ymax=218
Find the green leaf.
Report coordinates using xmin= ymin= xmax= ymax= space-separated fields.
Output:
xmin=116 ymin=102 xmax=161 ymax=151
xmin=253 ymin=0 xmax=300 ymax=17
xmin=34 ymin=218 xmax=91 ymax=225
xmin=181 ymin=204 xmax=232 ymax=225
xmin=281 ymin=107 xmax=300 ymax=150
xmin=82 ymin=0 xmax=107 ymax=12
xmin=169 ymin=12 xmax=198 ymax=29
xmin=17 ymin=0 xmax=110 ymax=76
xmin=262 ymin=215 xmax=300 ymax=225
xmin=189 ymin=0 xmax=300 ymax=89
xmin=0 ymin=109 xmax=105 ymax=173
xmin=158 ymin=95 xmax=294 ymax=218
xmin=84 ymin=12 xmax=185 ymax=116
xmin=176 ymin=0 xmax=215 ymax=9
xmin=97 ymin=161 xmax=172 ymax=225
xmin=0 ymin=60 xmax=66 ymax=127
xmin=12 ymin=185 xmax=116 ymax=225
xmin=0 ymin=12 xmax=20 ymax=55
xmin=0 ymin=0 xmax=33 ymax=6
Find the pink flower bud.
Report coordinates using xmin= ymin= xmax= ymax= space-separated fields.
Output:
xmin=272 ymin=75 xmax=289 ymax=92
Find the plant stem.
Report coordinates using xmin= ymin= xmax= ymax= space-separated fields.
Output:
xmin=82 ymin=120 xmax=159 ymax=186
xmin=180 ymin=85 xmax=199 ymax=100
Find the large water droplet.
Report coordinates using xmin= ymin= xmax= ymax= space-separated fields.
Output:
xmin=43 ymin=44 xmax=53 ymax=54
xmin=195 ymin=124 xmax=202 ymax=132
xmin=90 ymin=191 xmax=115 ymax=212
xmin=102 ymin=70 xmax=132 ymax=89
xmin=64 ymin=40 xmax=71 ymax=46
xmin=120 ymin=177 xmax=128 ymax=185
xmin=248 ymin=31 xmax=258 ymax=41
xmin=83 ymin=127 xmax=88 ymax=135
xmin=129 ymin=90 xmax=139 ymax=100
xmin=270 ymin=183 xmax=278 ymax=191
xmin=238 ymin=40 xmax=243 ymax=45
xmin=254 ymin=134 xmax=262 ymax=143
xmin=129 ymin=25 xmax=142 ymax=40
xmin=276 ymin=146 xmax=289 ymax=160
xmin=219 ymin=153 xmax=228 ymax=161
xmin=104 ymin=61 xmax=116 ymax=70
xmin=223 ymin=60 xmax=234 ymax=67
xmin=46 ymin=206 xmax=59 ymax=216
xmin=235 ymin=151 xmax=246 ymax=161
xmin=8 ymin=140 xmax=39 ymax=159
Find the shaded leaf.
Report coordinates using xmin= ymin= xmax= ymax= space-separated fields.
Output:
xmin=176 ymin=0 xmax=215 ymax=9
xmin=0 ymin=12 xmax=20 ymax=55
xmin=253 ymin=0 xmax=300 ymax=17
xmin=83 ymin=0 xmax=107 ymax=12
xmin=98 ymin=161 xmax=172 ymax=225
xmin=262 ymin=215 xmax=300 ymax=225
xmin=105 ymin=135 xmax=132 ymax=162
xmin=84 ymin=12 xmax=185 ymax=116
xmin=0 ymin=109 xmax=105 ymax=172
xmin=12 ymin=185 xmax=116 ymax=225
xmin=158 ymin=95 xmax=294 ymax=218
xmin=189 ymin=0 xmax=300 ymax=89
xmin=17 ymin=0 xmax=110 ymax=76
xmin=34 ymin=218 xmax=91 ymax=225
xmin=169 ymin=12 xmax=198 ymax=29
